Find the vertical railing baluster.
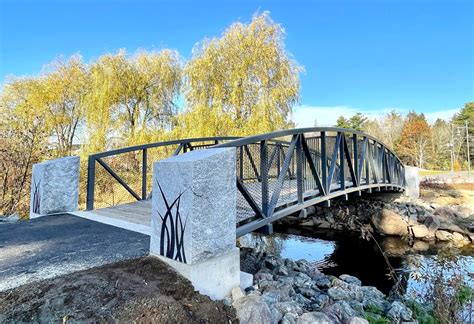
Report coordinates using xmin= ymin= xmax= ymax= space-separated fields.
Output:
xmin=277 ymin=143 xmax=281 ymax=177
xmin=353 ymin=134 xmax=358 ymax=186
xmin=260 ymin=140 xmax=269 ymax=216
xmin=321 ymin=131 xmax=327 ymax=194
xmin=142 ymin=148 xmax=147 ymax=199
xmin=366 ymin=140 xmax=370 ymax=185
xmin=239 ymin=146 xmax=244 ymax=180
xmin=86 ymin=156 xmax=96 ymax=210
xmin=296 ymin=134 xmax=304 ymax=204
xmin=339 ymin=133 xmax=345 ymax=190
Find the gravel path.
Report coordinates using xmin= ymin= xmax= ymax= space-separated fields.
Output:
xmin=0 ymin=214 xmax=149 ymax=292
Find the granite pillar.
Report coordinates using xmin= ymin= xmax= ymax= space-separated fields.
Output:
xmin=30 ymin=156 xmax=80 ymax=218
xmin=150 ymin=147 xmax=239 ymax=300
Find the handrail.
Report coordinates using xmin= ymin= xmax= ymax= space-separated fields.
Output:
xmin=89 ymin=136 xmax=240 ymax=159
xmin=86 ymin=136 xmax=239 ymax=210
xmin=214 ymin=127 xmax=403 ymax=164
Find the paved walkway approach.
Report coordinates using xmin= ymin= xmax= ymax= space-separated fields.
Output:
xmin=0 ymin=214 xmax=149 ymax=292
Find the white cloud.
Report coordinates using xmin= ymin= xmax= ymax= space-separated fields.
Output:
xmin=424 ymin=109 xmax=459 ymax=123
xmin=291 ymin=105 xmax=458 ymax=127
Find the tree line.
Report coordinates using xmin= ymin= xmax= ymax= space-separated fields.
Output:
xmin=334 ymin=103 xmax=473 ymax=171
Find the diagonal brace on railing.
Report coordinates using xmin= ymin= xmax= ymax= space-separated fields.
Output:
xmin=96 ymin=157 xmax=141 ymax=201
xmin=327 ymin=133 xmax=342 ymax=193
xmin=267 ymin=134 xmax=299 ymax=218
xmin=342 ymin=135 xmax=358 ymax=187
xmin=357 ymin=137 xmax=368 ymax=184
xmin=236 ymin=179 xmax=265 ymax=219
xmin=300 ymin=134 xmax=326 ymax=196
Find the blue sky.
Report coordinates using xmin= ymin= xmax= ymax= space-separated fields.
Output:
xmin=1 ymin=0 xmax=472 ymax=126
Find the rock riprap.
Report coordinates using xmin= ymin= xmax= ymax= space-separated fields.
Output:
xmin=277 ymin=197 xmax=474 ymax=248
xmin=231 ymin=249 xmax=414 ymax=324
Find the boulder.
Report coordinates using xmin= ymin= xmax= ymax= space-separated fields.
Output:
xmin=412 ymin=241 xmax=430 ymax=251
xmin=324 ymin=301 xmax=357 ymax=323
xmin=452 ymin=232 xmax=470 ymax=246
xmin=281 ymin=312 xmax=298 ymax=324
xmin=262 ymin=292 xmax=280 ymax=305
xmin=411 ymin=224 xmax=429 ymax=239
xmin=361 ymin=286 xmax=388 ymax=310
xmin=233 ymin=294 xmax=273 ymax=324
xmin=371 ymin=208 xmax=408 ymax=236
xmin=297 ymin=287 xmax=320 ymax=299
xmin=231 ymin=287 xmax=245 ymax=302
xmin=424 ymin=215 xmax=440 ymax=232
xmin=292 ymin=293 xmax=312 ymax=307
xmin=455 ymin=205 xmax=473 ymax=217
xmin=275 ymin=265 xmax=290 ymax=276
xmin=269 ymin=305 xmax=283 ymax=324
xmin=255 ymin=271 xmax=274 ymax=282
xmin=435 ymin=230 xmax=453 ymax=241
xmin=312 ymin=294 xmax=330 ymax=309
xmin=439 ymin=222 xmax=469 ymax=235
xmin=262 ymin=282 xmax=294 ymax=302
xmin=274 ymin=301 xmax=304 ymax=316
xmin=314 ymin=277 xmax=332 ymax=289
xmin=339 ymin=274 xmax=362 ymax=286
xmin=327 ymin=287 xmax=351 ymax=301
xmin=328 ymin=280 xmax=363 ymax=302
xmin=265 ymin=257 xmax=282 ymax=270
xmin=293 ymin=273 xmax=312 ymax=288
xmin=386 ymin=301 xmax=413 ymax=323
xmin=297 ymin=312 xmax=334 ymax=324
xmin=417 ymin=212 xmax=428 ymax=223
xmin=433 ymin=206 xmax=456 ymax=220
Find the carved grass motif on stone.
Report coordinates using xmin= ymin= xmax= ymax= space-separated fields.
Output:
xmin=32 ymin=177 xmax=41 ymax=214
xmin=156 ymin=180 xmax=188 ymax=263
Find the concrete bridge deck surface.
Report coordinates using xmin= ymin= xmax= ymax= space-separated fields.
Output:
xmin=0 ymin=214 xmax=149 ymax=292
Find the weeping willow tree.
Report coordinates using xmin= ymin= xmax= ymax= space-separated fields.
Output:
xmin=84 ymin=49 xmax=182 ymax=153
xmin=40 ymin=56 xmax=89 ymax=156
xmin=176 ymin=12 xmax=303 ymax=138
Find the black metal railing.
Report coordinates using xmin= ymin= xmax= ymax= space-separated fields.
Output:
xmin=215 ymin=127 xmax=405 ymax=236
xmin=86 ymin=137 xmax=239 ymax=210
xmin=85 ymin=128 xmax=405 ymax=236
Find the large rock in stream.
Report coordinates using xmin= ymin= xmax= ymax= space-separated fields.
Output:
xmin=371 ymin=208 xmax=409 ymax=236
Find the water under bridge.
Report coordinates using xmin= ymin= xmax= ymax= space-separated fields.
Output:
xmin=77 ymin=127 xmax=406 ymax=237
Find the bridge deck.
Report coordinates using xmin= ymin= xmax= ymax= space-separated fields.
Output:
xmin=73 ymin=179 xmax=372 ymax=236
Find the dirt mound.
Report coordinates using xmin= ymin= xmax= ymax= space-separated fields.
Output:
xmin=0 ymin=256 xmax=237 ymax=323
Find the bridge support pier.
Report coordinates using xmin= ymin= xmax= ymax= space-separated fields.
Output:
xmin=150 ymin=147 xmax=242 ymax=300
xmin=29 ymin=156 xmax=80 ymax=218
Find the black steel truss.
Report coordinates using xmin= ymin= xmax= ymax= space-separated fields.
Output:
xmin=86 ymin=128 xmax=405 ymax=237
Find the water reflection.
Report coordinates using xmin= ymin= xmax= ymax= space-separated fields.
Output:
xmin=244 ymin=224 xmax=474 ymax=296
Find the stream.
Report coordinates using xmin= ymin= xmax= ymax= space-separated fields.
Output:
xmin=246 ymin=224 xmax=474 ymax=297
